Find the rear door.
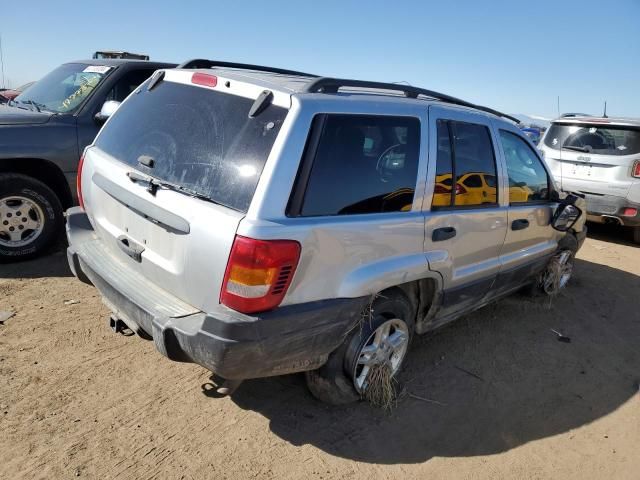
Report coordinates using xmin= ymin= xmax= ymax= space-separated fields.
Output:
xmin=494 ymin=127 xmax=558 ymax=294
xmin=424 ymin=106 xmax=508 ymax=318
xmin=80 ymin=70 xmax=289 ymax=313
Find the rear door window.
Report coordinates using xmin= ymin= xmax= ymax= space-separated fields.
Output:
xmin=431 ymin=120 xmax=498 ymax=208
xmin=94 ymin=80 xmax=287 ymax=213
xmin=296 ymin=114 xmax=420 ymax=216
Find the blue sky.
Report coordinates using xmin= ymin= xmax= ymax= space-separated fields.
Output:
xmin=1 ymin=0 xmax=638 ymax=118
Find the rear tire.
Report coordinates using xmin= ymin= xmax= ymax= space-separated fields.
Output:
xmin=306 ymin=290 xmax=415 ymax=405
xmin=0 ymin=173 xmax=63 ymax=262
xmin=632 ymin=226 xmax=640 ymax=245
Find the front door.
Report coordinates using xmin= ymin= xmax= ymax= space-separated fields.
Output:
xmin=424 ymin=106 xmax=508 ymax=319
xmin=492 ymin=127 xmax=558 ymax=295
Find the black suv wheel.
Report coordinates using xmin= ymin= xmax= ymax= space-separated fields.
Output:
xmin=0 ymin=173 xmax=63 ymax=262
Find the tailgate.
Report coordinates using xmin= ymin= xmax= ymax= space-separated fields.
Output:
xmin=79 ymin=71 xmax=289 ymax=313
xmin=559 ymin=150 xmax=635 ymax=197
xmin=82 ymin=148 xmax=244 ymax=314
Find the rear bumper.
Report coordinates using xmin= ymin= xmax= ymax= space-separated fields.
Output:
xmin=584 ymin=193 xmax=640 ymax=227
xmin=65 ymin=207 xmax=369 ymax=380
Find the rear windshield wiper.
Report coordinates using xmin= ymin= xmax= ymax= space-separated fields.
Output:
xmin=562 ymin=145 xmax=590 ymax=152
xmin=127 ymin=171 xmax=223 ymax=205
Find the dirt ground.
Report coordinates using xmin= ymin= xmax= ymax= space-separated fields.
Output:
xmin=1 ymin=223 xmax=639 ymax=480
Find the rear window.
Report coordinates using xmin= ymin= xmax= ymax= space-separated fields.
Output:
xmin=94 ymin=80 xmax=287 ymax=212
xmin=544 ymin=123 xmax=640 ymax=156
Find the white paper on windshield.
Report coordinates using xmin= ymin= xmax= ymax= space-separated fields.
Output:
xmin=83 ymin=66 xmax=112 ymax=74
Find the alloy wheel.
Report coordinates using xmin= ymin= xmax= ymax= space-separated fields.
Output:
xmin=541 ymin=249 xmax=574 ymax=295
xmin=352 ymin=318 xmax=409 ymax=393
xmin=0 ymin=196 xmax=45 ymax=248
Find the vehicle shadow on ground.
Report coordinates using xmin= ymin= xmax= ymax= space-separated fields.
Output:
xmin=226 ymin=259 xmax=640 ymax=464
xmin=587 ymin=222 xmax=637 ymax=247
xmin=0 ymin=248 xmax=72 ymax=279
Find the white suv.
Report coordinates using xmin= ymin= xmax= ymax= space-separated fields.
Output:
xmin=540 ymin=115 xmax=640 ymax=243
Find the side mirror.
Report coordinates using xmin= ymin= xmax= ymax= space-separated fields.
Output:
xmin=94 ymin=100 xmax=121 ymax=124
xmin=552 ymin=203 xmax=582 ymax=232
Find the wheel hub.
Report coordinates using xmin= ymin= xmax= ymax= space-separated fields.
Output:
xmin=0 ymin=196 xmax=44 ymax=248
xmin=542 ymin=249 xmax=574 ymax=294
xmin=352 ymin=318 xmax=409 ymax=393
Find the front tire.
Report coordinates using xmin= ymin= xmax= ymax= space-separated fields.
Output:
xmin=0 ymin=173 xmax=63 ymax=262
xmin=528 ymin=233 xmax=578 ymax=296
xmin=306 ymin=290 xmax=414 ymax=405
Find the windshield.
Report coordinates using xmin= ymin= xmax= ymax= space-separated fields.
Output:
xmin=544 ymin=123 xmax=640 ymax=156
xmin=13 ymin=63 xmax=112 ymax=114
xmin=94 ymin=80 xmax=287 ymax=212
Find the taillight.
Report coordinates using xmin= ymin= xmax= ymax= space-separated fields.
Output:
xmin=622 ymin=207 xmax=638 ymax=217
xmin=632 ymin=160 xmax=640 ymax=178
xmin=77 ymin=153 xmax=85 ymax=209
xmin=191 ymin=72 xmax=217 ymax=88
xmin=220 ymin=235 xmax=301 ymax=314
xmin=455 ymin=183 xmax=467 ymax=195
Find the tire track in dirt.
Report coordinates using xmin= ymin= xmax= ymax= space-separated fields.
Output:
xmin=1 ymin=232 xmax=639 ymax=479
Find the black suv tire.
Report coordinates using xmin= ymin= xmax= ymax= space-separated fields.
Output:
xmin=0 ymin=173 xmax=63 ymax=262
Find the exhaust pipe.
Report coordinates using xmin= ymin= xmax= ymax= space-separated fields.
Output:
xmin=601 ymin=215 xmax=623 ymax=226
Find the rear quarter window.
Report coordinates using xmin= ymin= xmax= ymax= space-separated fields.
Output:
xmin=94 ymin=80 xmax=287 ymax=212
xmin=293 ymin=114 xmax=421 ymax=216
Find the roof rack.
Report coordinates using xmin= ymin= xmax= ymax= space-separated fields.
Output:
xmin=303 ymin=77 xmax=520 ymax=124
xmin=560 ymin=113 xmax=591 ymax=118
xmin=177 ymin=59 xmax=319 ymax=78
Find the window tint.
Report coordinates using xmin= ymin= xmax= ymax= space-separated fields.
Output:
xmin=105 ymin=69 xmax=156 ymax=103
xmin=431 ymin=120 xmax=498 ymax=208
xmin=544 ymin=123 xmax=640 ymax=156
xmin=453 ymin=122 xmax=497 ymax=206
xmin=463 ymin=174 xmax=483 ymax=188
xmin=95 ymin=81 xmax=287 ymax=213
xmin=500 ymin=130 xmax=550 ymax=203
xmin=299 ymin=115 xmax=420 ymax=216
xmin=432 ymin=120 xmax=454 ymax=207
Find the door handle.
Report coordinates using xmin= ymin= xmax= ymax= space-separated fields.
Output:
xmin=432 ymin=226 xmax=456 ymax=242
xmin=511 ymin=219 xmax=530 ymax=231
xmin=117 ymin=235 xmax=145 ymax=262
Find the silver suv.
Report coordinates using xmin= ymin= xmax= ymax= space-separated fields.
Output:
xmin=540 ymin=115 xmax=640 ymax=244
xmin=66 ymin=60 xmax=586 ymax=404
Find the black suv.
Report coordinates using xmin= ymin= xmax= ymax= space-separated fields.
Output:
xmin=0 ymin=59 xmax=175 ymax=261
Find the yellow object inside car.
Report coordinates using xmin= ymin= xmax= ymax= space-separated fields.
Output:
xmin=432 ymin=172 xmax=532 ymax=207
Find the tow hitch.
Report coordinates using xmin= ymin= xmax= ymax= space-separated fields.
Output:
xmin=109 ymin=315 xmax=134 ymax=336
xmin=203 ymin=374 xmax=243 ymax=397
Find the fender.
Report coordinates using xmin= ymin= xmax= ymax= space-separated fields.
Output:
xmin=337 ymin=252 xmax=443 ymax=298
